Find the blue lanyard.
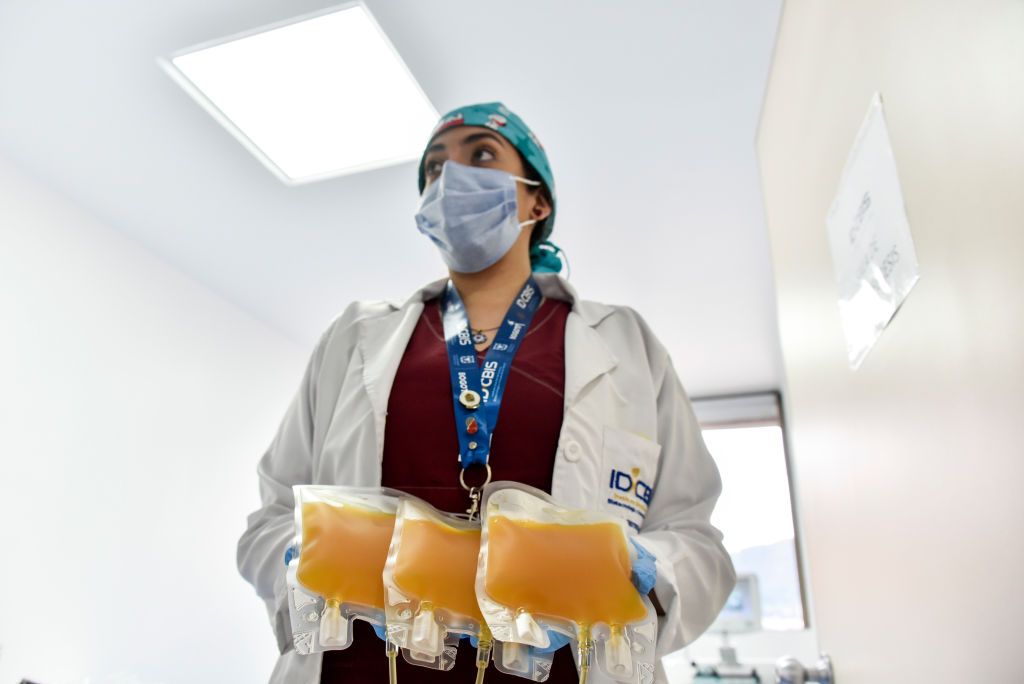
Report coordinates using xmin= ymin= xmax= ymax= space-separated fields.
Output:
xmin=442 ymin=277 xmax=542 ymax=469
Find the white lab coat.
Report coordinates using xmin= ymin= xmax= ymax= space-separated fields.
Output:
xmin=237 ymin=273 xmax=735 ymax=684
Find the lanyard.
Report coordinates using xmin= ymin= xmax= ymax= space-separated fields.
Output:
xmin=442 ymin=277 xmax=542 ymax=514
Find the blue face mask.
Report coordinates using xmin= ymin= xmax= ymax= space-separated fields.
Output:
xmin=415 ymin=160 xmax=540 ymax=273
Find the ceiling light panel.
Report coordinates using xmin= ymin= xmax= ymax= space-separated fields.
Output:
xmin=162 ymin=2 xmax=438 ymax=184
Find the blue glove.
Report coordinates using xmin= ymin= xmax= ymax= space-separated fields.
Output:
xmin=459 ymin=633 xmax=480 ymax=648
xmin=532 ymin=630 xmax=572 ymax=654
xmin=372 ymin=623 xmax=387 ymax=641
xmin=630 ymin=538 xmax=657 ymax=596
xmin=283 ymin=542 xmax=299 ymax=566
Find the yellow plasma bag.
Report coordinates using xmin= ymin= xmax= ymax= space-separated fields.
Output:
xmin=383 ymin=497 xmax=496 ymax=683
xmin=286 ymin=486 xmax=399 ymax=656
xmin=477 ymin=483 xmax=658 ymax=684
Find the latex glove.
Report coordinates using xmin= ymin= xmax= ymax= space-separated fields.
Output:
xmin=630 ymin=538 xmax=657 ymax=596
xmin=459 ymin=633 xmax=480 ymax=648
xmin=283 ymin=541 xmax=299 ymax=566
xmin=532 ymin=630 xmax=572 ymax=654
xmin=372 ymin=623 xmax=387 ymax=641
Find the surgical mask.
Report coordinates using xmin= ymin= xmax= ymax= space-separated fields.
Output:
xmin=415 ymin=160 xmax=540 ymax=273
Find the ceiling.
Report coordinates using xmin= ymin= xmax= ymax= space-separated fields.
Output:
xmin=0 ymin=0 xmax=783 ymax=397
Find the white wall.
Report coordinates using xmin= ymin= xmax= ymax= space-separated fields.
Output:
xmin=757 ymin=1 xmax=1024 ymax=681
xmin=0 ymin=155 xmax=312 ymax=684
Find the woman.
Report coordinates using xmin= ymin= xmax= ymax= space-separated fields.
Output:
xmin=237 ymin=102 xmax=735 ymax=684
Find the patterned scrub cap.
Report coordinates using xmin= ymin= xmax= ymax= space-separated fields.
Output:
xmin=417 ymin=102 xmax=557 ymax=244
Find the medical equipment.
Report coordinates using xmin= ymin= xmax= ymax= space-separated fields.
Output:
xmin=477 ymin=483 xmax=658 ymax=684
xmin=693 ymin=574 xmax=762 ymax=682
xmin=692 ymin=664 xmax=761 ymax=683
xmin=710 ymin=574 xmax=761 ymax=635
xmin=383 ymin=497 xmax=495 ymax=683
xmin=286 ymin=486 xmax=399 ymax=658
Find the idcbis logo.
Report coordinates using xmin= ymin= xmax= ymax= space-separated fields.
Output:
xmin=480 ymin=360 xmax=498 ymax=400
xmin=609 ymin=466 xmax=654 ymax=505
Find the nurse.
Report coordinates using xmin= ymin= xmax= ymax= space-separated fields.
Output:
xmin=237 ymin=102 xmax=736 ymax=684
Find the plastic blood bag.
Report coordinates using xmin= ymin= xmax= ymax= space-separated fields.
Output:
xmin=392 ymin=519 xmax=483 ymax=622
xmin=485 ymin=517 xmax=647 ymax=626
xmin=285 ymin=486 xmax=400 ymax=655
xmin=384 ymin=497 xmax=495 ymax=682
xmin=477 ymin=483 xmax=658 ymax=684
xmin=297 ymin=501 xmax=394 ymax=609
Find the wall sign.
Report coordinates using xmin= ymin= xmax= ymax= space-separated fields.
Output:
xmin=826 ymin=92 xmax=920 ymax=369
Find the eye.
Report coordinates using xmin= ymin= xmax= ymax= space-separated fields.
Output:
xmin=424 ymin=158 xmax=444 ymax=177
xmin=472 ymin=146 xmax=497 ymax=164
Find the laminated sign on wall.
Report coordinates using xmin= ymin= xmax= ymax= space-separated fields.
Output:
xmin=826 ymin=92 xmax=920 ymax=369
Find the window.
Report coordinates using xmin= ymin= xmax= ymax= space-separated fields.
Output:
xmin=692 ymin=392 xmax=806 ymax=631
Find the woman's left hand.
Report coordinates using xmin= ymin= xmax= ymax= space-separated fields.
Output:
xmin=630 ymin=538 xmax=658 ymax=596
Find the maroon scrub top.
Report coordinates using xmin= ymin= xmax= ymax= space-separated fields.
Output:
xmin=320 ymin=295 xmax=580 ymax=683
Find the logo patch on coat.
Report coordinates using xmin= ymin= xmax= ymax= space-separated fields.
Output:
xmin=607 ymin=466 xmax=654 ymax=531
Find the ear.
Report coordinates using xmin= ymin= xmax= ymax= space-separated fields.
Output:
xmin=529 ymin=188 xmax=553 ymax=223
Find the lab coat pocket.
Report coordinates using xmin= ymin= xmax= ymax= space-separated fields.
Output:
xmin=600 ymin=425 xmax=661 ymax=533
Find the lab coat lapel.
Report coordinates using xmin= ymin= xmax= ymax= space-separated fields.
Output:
xmin=553 ymin=296 xmax=619 ymax=510
xmin=359 ymin=306 xmax=422 ymax=414
xmin=357 ymin=302 xmax=424 ymax=458
xmin=563 ymin=310 xmax=618 ymax=409
xmin=533 ymin=274 xmax=619 ymax=407
xmin=357 ymin=278 xmax=449 ymax=434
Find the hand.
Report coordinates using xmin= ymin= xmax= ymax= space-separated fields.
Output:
xmin=372 ymin=623 xmax=387 ymax=641
xmin=532 ymin=629 xmax=572 ymax=654
xmin=283 ymin=542 xmax=299 ymax=566
xmin=630 ymin=538 xmax=657 ymax=596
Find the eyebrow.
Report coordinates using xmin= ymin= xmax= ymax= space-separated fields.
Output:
xmin=425 ymin=131 xmax=508 ymax=156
